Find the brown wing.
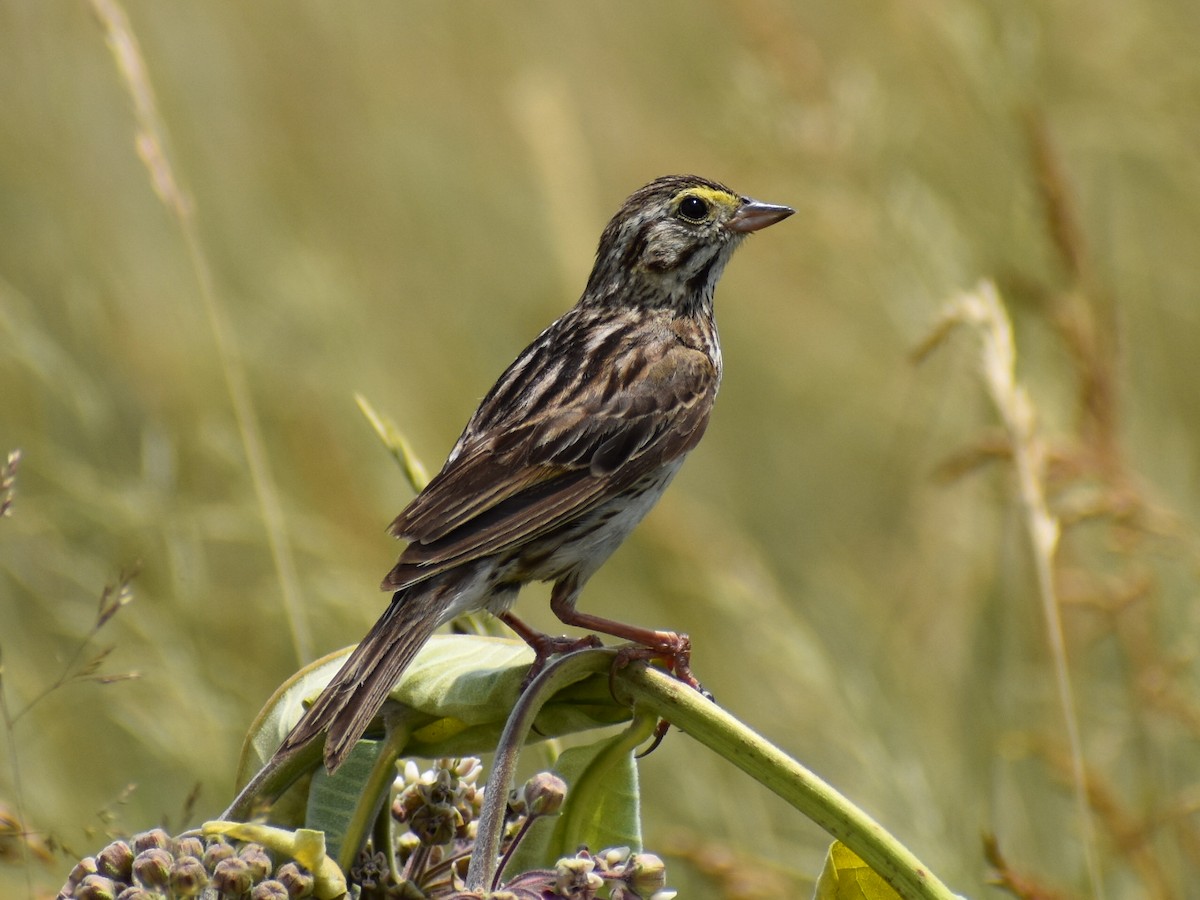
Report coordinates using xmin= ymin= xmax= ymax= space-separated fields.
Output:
xmin=382 ymin=333 xmax=717 ymax=590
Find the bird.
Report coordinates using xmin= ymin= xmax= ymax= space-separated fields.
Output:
xmin=281 ymin=174 xmax=792 ymax=773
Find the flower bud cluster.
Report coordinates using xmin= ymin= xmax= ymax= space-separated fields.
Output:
xmin=500 ymin=846 xmax=675 ymax=900
xmin=56 ymin=829 xmax=315 ymax=900
xmin=392 ymin=757 xmax=484 ymax=850
xmin=56 ymin=758 xmax=674 ymax=900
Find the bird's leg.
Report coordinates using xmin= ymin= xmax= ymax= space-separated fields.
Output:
xmin=498 ymin=610 xmax=603 ymax=689
xmin=548 ymin=579 xmax=701 ymax=692
xmin=548 ymin=579 xmax=708 ymax=755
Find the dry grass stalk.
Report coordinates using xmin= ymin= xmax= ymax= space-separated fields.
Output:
xmin=920 ymin=280 xmax=1103 ymax=899
xmin=87 ymin=0 xmax=311 ymax=662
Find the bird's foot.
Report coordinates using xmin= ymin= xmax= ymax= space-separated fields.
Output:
xmin=611 ymin=630 xmax=707 ymax=692
xmin=518 ymin=632 xmax=604 ymax=691
xmin=499 ymin=610 xmax=605 ymax=690
xmin=609 ymin=631 xmax=714 ymax=756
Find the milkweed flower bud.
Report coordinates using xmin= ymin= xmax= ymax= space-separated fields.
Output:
xmin=521 ymin=773 xmax=567 ymax=817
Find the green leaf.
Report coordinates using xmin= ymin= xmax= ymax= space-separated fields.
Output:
xmin=813 ymin=842 xmax=905 ymax=900
xmin=397 ymin=636 xmax=628 ymax=757
xmin=501 ymin=713 xmax=650 ymax=879
xmin=550 ymin=727 xmax=644 ymax=854
xmin=304 ymin=740 xmax=385 ymax=863
xmin=232 ymin=648 xmax=351 ymax=825
xmin=231 ymin=635 xmax=632 ymax=826
xmin=238 ymin=635 xmax=628 ymax=773
xmin=233 ymin=650 xmax=348 ymax=786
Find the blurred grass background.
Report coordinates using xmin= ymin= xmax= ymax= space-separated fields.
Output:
xmin=2 ymin=1 xmax=1199 ymax=896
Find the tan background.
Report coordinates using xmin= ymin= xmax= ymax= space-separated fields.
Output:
xmin=2 ymin=1 xmax=1199 ymax=896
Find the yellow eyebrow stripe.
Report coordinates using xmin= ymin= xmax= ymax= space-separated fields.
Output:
xmin=671 ymin=186 xmax=740 ymax=214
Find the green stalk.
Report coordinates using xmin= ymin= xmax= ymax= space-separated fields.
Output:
xmin=615 ymin=664 xmax=961 ymax=900
xmin=465 ymin=648 xmax=615 ymax=891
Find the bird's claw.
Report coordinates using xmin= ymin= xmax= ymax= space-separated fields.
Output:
xmin=519 ymin=633 xmax=605 ymax=690
xmin=608 ymin=632 xmax=714 ymax=755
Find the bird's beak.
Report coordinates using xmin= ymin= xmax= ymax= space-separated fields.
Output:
xmin=727 ymin=198 xmax=794 ymax=234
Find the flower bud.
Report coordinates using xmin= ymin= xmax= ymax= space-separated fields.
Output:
xmin=624 ymin=852 xmax=669 ymax=898
xmin=132 ymin=847 xmax=173 ymax=888
xmin=251 ymin=880 xmax=290 ymax=900
xmin=453 ymin=757 xmax=483 ymax=782
xmin=169 ymin=856 xmax=208 ymax=897
xmin=203 ymin=839 xmax=235 ymax=870
xmin=212 ymin=856 xmax=253 ymax=896
xmin=131 ymin=829 xmax=171 ymax=854
xmin=67 ymin=856 xmax=99 ymax=886
xmin=597 ymin=846 xmax=631 ymax=871
xmin=238 ymin=843 xmax=273 ymax=881
xmin=555 ymin=856 xmax=603 ymax=897
xmin=75 ymin=874 xmax=117 ymax=900
xmin=274 ymin=861 xmax=314 ymax=898
xmin=173 ymin=837 xmax=204 ymax=860
xmin=115 ymin=887 xmax=159 ymax=900
xmin=521 ymin=773 xmax=567 ymax=817
xmin=96 ymin=840 xmax=133 ymax=881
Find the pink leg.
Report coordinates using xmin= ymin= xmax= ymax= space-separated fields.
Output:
xmin=548 ymin=578 xmax=700 ymax=691
xmin=498 ymin=610 xmax=603 ymax=687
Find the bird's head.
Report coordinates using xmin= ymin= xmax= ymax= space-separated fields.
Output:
xmin=584 ymin=174 xmax=793 ymax=315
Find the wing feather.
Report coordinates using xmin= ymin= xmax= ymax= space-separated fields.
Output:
xmin=382 ymin=322 xmax=718 ymax=591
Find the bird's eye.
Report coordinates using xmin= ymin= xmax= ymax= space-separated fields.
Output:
xmin=677 ymin=195 xmax=709 ymax=222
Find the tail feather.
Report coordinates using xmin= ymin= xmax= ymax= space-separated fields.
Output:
xmin=277 ymin=587 xmax=447 ymax=772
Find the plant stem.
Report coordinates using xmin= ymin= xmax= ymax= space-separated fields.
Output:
xmin=616 ymin=664 xmax=961 ymax=900
xmin=465 ymin=648 xmax=614 ymax=891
